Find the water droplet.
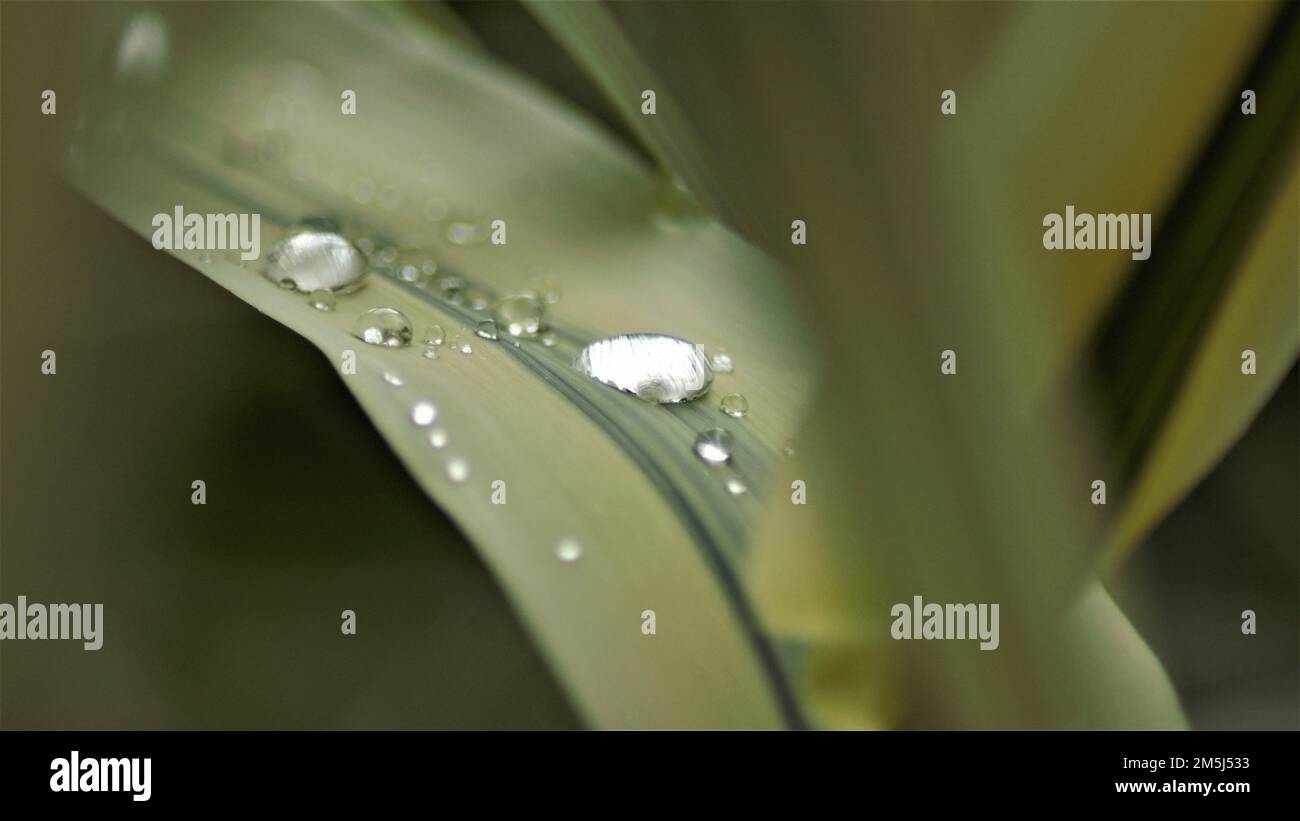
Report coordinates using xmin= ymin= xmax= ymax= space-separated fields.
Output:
xmin=197 ymin=252 xmax=213 ymax=264
xmin=376 ymin=245 xmax=398 ymax=266
xmin=459 ymin=343 xmax=473 ymax=355
xmin=474 ymin=319 xmax=498 ymax=340
xmin=398 ymin=262 xmax=421 ymax=282
xmin=438 ymin=276 xmax=464 ymax=304
xmin=693 ymin=428 xmax=734 ymax=465
xmin=724 ymin=477 xmax=748 ymax=496
xmin=467 ymin=291 xmax=489 ymax=311
xmin=781 ymin=440 xmax=797 ymax=458
xmin=264 ymin=231 xmax=368 ymax=293
xmin=382 ymin=371 xmax=404 ymax=387
xmin=710 ymin=351 xmax=734 ymax=373
xmin=540 ymin=332 xmax=558 ymax=348
xmin=352 ymin=307 xmax=412 ymax=348
xmin=411 ymin=401 xmax=437 ymax=427
xmin=720 ymin=393 xmax=749 ymax=418
xmin=422 ymin=345 xmax=439 ymax=360
xmin=308 ymin=289 xmax=336 ymax=311
xmin=428 ymin=428 xmax=448 ymax=449
xmin=554 ymin=539 xmax=583 ymax=563
xmin=494 ymin=295 xmax=544 ymax=338
xmin=445 ymin=218 xmax=488 ymax=246
xmin=445 ymin=458 xmax=470 ymax=483
xmin=575 ymin=334 xmax=713 ymax=403
xmin=422 ymin=324 xmax=446 ymax=346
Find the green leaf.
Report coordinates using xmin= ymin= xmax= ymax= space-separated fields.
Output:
xmin=62 ymin=2 xmax=818 ymax=728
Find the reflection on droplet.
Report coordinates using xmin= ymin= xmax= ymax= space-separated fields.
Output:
xmin=264 ymin=231 xmax=368 ymax=293
xmin=352 ymin=307 xmax=412 ymax=347
xmin=575 ymin=334 xmax=712 ymax=403
xmin=540 ymin=332 xmax=558 ymax=348
xmin=411 ymin=401 xmax=437 ymax=427
xmin=458 ymin=342 xmax=473 ymax=355
xmin=475 ymin=319 xmax=499 ymax=340
xmin=720 ymin=393 xmax=749 ymax=418
xmin=693 ymin=428 xmax=734 ymax=465
xmin=445 ymin=458 xmax=470 ymax=483
xmin=308 ymin=289 xmax=336 ymax=311
xmin=710 ymin=351 xmax=734 ymax=373
xmin=423 ymin=324 xmax=445 ymax=346
xmin=382 ymin=371 xmax=404 ymax=387
xmin=724 ymin=477 xmax=748 ymax=496
xmin=555 ymin=539 xmax=583 ymax=563
xmin=422 ymin=345 xmax=439 ymax=360
xmin=428 ymin=428 xmax=448 ymax=449
xmin=494 ymin=295 xmax=544 ymax=338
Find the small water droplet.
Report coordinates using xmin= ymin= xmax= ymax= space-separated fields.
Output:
xmin=264 ymin=231 xmax=368 ymax=293
xmin=445 ymin=457 xmax=470 ymax=482
xmin=376 ymin=245 xmax=398 ymax=265
xmin=720 ymin=393 xmax=749 ymax=418
xmin=710 ymin=351 xmax=734 ymax=373
xmin=422 ymin=345 xmax=439 ymax=360
xmin=438 ymin=276 xmax=464 ymax=304
xmin=693 ymin=428 xmax=734 ymax=465
xmin=352 ymin=307 xmax=413 ymax=347
xmin=468 ymin=291 xmax=490 ymax=311
xmin=422 ymin=324 xmax=446 ymax=346
xmin=382 ymin=371 xmax=404 ymax=387
xmin=428 ymin=428 xmax=448 ymax=449
xmin=459 ymin=342 xmax=473 ymax=355
xmin=445 ymin=218 xmax=488 ymax=247
xmin=724 ymin=477 xmax=748 ymax=496
xmin=575 ymin=334 xmax=713 ymax=403
xmin=398 ymin=263 xmax=421 ymax=282
xmin=494 ymin=295 xmax=544 ymax=338
xmin=309 ymin=289 xmax=336 ymax=311
xmin=475 ymin=319 xmax=499 ymax=340
xmin=411 ymin=401 xmax=437 ymax=427
xmin=782 ymin=440 xmax=797 ymax=458
xmin=540 ymin=332 xmax=558 ymax=348
xmin=554 ymin=539 xmax=583 ymax=563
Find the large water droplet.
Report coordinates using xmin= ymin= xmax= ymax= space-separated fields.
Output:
xmin=411 ymin=401 xmax=437 ymax=427
xmin=263 ymin=230 xmax=367 ymax=293
xmin=693 ymin=428 xmax=734 ymax=465
xmin=574 ymin=334 xmax=713 ymax=403
xmin=555 ymin=539 xmax=583 ymax=563
xmin=720 ymin=393 xmax=749 ymax=418
xmin=493 ymin=295 xmax=544 ymax=338
xmin=352 ymin=307 xmax=412 ymax=347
